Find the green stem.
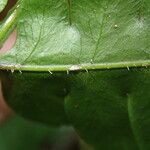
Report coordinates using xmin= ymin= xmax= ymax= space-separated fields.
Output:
xmin=0 ymin=0 xmax=22 ymax=47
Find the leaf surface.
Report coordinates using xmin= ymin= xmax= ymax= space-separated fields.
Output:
xmin=65 ymin=68 xmax=150 ymax=149
xmin=2 ymin=72 xmax=69 ymax=126
xmin=0 ymin=0 xmax=149 ymax=71
xmin=1 ymin=68 xmax=150 ymax=149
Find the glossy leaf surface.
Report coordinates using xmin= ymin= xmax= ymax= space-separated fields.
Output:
xmin=0 ymin=0 xmax=149 ymax=71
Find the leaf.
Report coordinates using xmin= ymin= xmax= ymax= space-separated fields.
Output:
xmin=65 ymin=70 xmax=135 ymax=149
xmin=0 ymin=0 xmax=8 ymax=13
xmin=0 ymin=0 xmax=150 ymax=150
xmin=127 ymin=69 xmax=150 ymax=150
xmin=1 ymin=68 xmax=150 ymax=149
xmin=0 ymin=0 xmax=149 ymax=70
xmin=1 ymin=71 xmax=69 ymax=126
xmin=65 ymin=68 xmax=150 ymax=149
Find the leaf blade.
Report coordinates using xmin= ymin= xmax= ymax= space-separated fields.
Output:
xmin=0 ymin=0 xmax=149 ymax=71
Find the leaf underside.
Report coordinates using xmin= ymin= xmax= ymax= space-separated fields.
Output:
xmin=1 ymin=68 xmax=149 ymax=150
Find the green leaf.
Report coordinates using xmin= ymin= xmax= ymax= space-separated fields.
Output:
xmin=1 ymin=68 xmax=150 ymax=149
xmin=0 ymin=0 xmax=150 ymax=149
xmin=127 ymin=69 xmax=150 ymax=150
xmin=0 ymin=0 xmax=8 ymax=13
xmin=1 ymin=72 xmax=69 ymax=126
xmin=65 ymin=68 xmax=150 ymax=149
xmin=0 ymin=0 xmax=149 ymax=71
